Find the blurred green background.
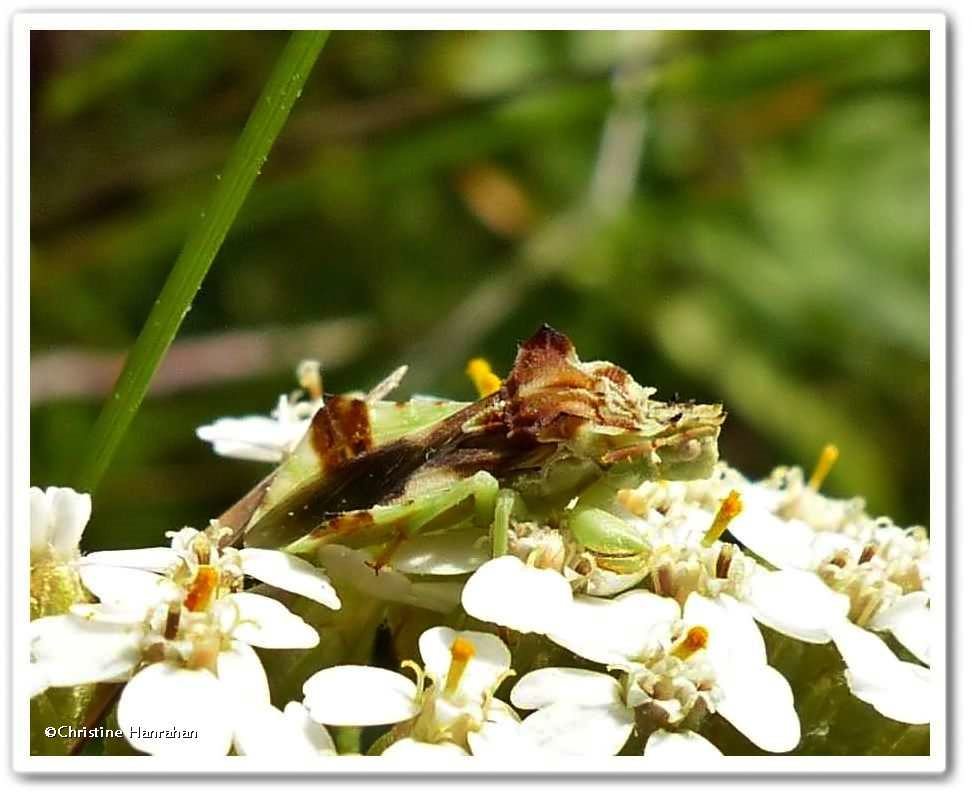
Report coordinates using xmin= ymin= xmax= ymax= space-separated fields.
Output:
xmin=29 ymin=29 xmax=930 ymax=552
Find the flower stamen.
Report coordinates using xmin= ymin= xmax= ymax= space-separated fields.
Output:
xmin=184 ymin=565 xmax=220 ymax=612
xmin=466 ymin=358 xmax=502 ymax=398
xmin=702 ymin=491 xmax=742 ymax=547
xmin=297 ymin=359 xmax=324 ymax=400
xmin=192 ymin=533 xmax=211 ymax=565
xmin=163 ymin=600 xmax=182 ymax=640
xmin=444 ymin=637 xmax=477 ymax=695
xmin=672 ymin=626 xmax=709 ymax=660
xmin=808 ymin=444 xmax=839 ymax=492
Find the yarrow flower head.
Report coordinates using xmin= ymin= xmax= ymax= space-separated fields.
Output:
xmin=30 ymin=522 xmax=340 ymax=755
xmin=510 ymin=590 xmax=799 ymax=755
xmin=29 ymin=486 xmax=93 ymax=695
xmin=301 ymin=626 xmax=519 ymax=757
xmin=635 ymin=451 xmax=933 ymax=725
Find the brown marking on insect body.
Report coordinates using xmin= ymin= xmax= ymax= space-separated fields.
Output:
xmin=591 ymin=364 xmax=628 ymax=386
xmin=309 ymin=395 xmax=374 ymax=470
xmin=506 ymin=325 xmax=594 ymax=395
xmin=503 ymin=326 xmax=601 ymax=442
xmin=502 ymin=325 xmax=656 ymax=442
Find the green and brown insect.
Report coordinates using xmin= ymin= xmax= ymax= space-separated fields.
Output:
xmin=243 ymin=325 xmax=725 ymax=563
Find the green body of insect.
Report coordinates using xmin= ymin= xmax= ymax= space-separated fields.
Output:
xmin=566 ymin=507 xmax=651 ymax=575
xmin=244 ymin=325 xmax=725 ymax=562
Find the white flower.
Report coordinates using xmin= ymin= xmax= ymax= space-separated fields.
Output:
xmin=622 ymin=461 xmax=933 ymax=724
xmin=196 ymin=395 xmax=318 ymax=463
xmin=196 ymin=363 xmax=407 ymax=463
xmin=31 ymin=524 xmax=333 ymax=755
xmin=463 ymin=504 xmax=841 ymax=659
xmin=510 ymin=590 xmax=800 ymax=755
xmin=302 ymin=626 xmax=519 ymax=756
xmin=827 ymin=618 xmax=932 ymax=725
xmin=81 ymin=523 xmax=341 ymax=611
xmin=462 ymin=555 xmax=574 ymax=635
xmin=30 ymin=486 xmax=91 ymax=562
xmin=723 ymin=467 xmax=932 ymax=722
xmin=30 ymin=486 xmax=93 ymax=689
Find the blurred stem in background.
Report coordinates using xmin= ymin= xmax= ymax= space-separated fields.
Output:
xmin=74 ymin=30 xmax=330 ymax=494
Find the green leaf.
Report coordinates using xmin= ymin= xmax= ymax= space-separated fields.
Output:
xmin=75 ymin=31 xmax=330 ymax=494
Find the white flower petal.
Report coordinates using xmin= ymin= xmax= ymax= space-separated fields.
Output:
xmin=518 ymin=703 xmax=634 ymax=755
xmin=79 ymin=564 xmax=176 ymax=610
xmin=216 ymin=640 xmax=270 ymax=709
xmin=642 ymin=729 xmax=723 ymax=760
xmin=870 ymin=591 xmax=931 ymax=665
xmin=747 ymin=568 xmax=849 ymax=644
xmin=467 ymin=699 xmax=521 ymax=756
xmin=548 ymin=591 xmax=680 ymax=665
xmin=583 ymin=566 xmax=650 ymax=598
xmin=846 ymin=662 xmax=932 ymax=726
xmin=390 ymin=528 xmax=488 ymax=575
xmin=196 ymin=416 xmax=302 ymax=463
xmin=81 ymin=547 xmax=182 ymax=573
xmin=234 ymin=702 xmax=336 ymax=756
xmin=241 ymin=549 xmax=341 ymax=610
xmin=30 ymin=487 xmax=52 ymax=554
xmin=118 ymin=663 xmax=235 ymax=756
xmin=31 ymin=486 xmax=91 ymax=558
xmin=226 ymin=593 xmax=319 ymax=650
xmin=47 ymin=487 xmax=92 ymax=556
xmin=283 ymin=701 xmax=337 ymax=754
xmin=809 ymin=532 xmax=863 ymax=562
xmin=70 ymin=602 xmax=148 ymax=625
xmin=30 ymin=615 xmax=141 ymax=686
xmin=511 ymin=667 xmax=620 ymax=710
xmin=418 ymin=626 xmax=510 ymax=701
xmin=717 ymin=665 xmax=801 ymax=753
xmin=382 ymin=738 xmax=469 ymax=758
xmin=684 ymin=593 xmax=766 ymax=674
xmin=461 ymin=556 xmax=573 ymax=635
xmin=302 ymin=665 xmax=420 ymax=727
xmin=830 ymin=619 xmax=931 ymax=724
xmin=730 ymin=500 xmax=816 ymax=570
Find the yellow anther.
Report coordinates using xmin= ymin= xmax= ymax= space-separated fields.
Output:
xmin=466 ymin=358 xmax=502 ymax=398
xmin=672 ymin=626 xmax=709 ymax=660
xmin=192 ymin=533 xmax=211 ymax=565
xmin=702 ymin=490 xmax=742 ymax=547
xmin=184 ymin=565 xmax=220 ymax=612
xmin=808 ymin=444 xmax=840 ymax=492
xmin=444 ymin=637 xmax=477 ymax=694
xmin=297 ymin=359 xmax=324 ymax=400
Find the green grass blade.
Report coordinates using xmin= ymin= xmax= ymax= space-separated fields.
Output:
xmin=75 ymin=31 xmax=330 ymax=493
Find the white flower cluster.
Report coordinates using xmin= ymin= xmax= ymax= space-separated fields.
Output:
xmin=30 ymin=489 xmax=340 ymax=756
xmin=29 ymin=364 xmax=932 ymax=760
